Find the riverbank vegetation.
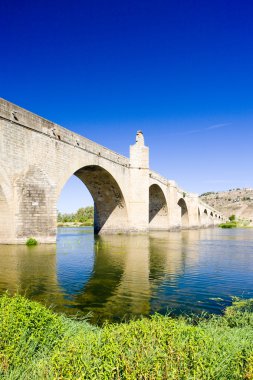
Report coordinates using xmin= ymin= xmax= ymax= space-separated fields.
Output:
xmin=25 ymin=237 xmax=38 ymax=246
xmin=1 ymin=294 xmax=253 ymax=379
xmin=57 ymin=206 xmax=94 ymax=227
xmin=219 ymin=215 xmax=252 ymax=229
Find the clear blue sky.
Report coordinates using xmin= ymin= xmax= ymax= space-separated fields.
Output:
xmin=1 ymin=0 xmax=253 ymax=212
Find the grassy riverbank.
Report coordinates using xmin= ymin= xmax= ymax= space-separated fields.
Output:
xmin=219 ymin=215 xmax=252 ymax=229
xmin=57 ymin=222 xmax=93 ymax=227
xmin=1 ymin=295 xmax=253 ymax=379
xmin=219 ymin=220 xmax=252 ymax=228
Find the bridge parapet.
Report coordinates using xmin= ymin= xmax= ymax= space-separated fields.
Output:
xmin=149 ymin=170 xmax=169 ymax=186
xmin=0 ymin=98 xmax=129 ymax=168
xmin=199 ymin=199 xmax=220 ymax=214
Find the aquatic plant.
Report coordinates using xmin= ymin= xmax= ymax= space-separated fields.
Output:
xmin=25 ymin=238 xmax=38 ymax=246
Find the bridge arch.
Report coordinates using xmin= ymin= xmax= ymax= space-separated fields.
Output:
xmin=177 ymin=198 xmax=189 ymax=228
xmin=209 ymin=211 xmax=215 ymax=226
xmin=202 ymin=209 xmax=209 ymax=227
xmin=149 ymin=184 xmax=169 ymax=230
xmin=58 ymin=165 xmax=129 ymax=234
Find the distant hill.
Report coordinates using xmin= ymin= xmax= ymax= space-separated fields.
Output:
xmin=200 ymin=188 xmax=253 ymax=225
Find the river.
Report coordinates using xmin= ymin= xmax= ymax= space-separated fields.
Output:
xmin=0 ymin=227 xmax=252 ymax=324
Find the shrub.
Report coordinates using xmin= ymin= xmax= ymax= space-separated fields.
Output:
xmin=200 ymin=191 xmax=215 ymax=197
xmin=26 ymin=238 xmax=38 ymax=246
xmin=80 ymin=220 xmax=93 ymax=226
xmin=219 ymin=223 xmax=237 ymax=229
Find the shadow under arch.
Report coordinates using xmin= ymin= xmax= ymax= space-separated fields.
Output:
xmin=203 ymin=209 xmax=208 ymax=225
xmin=178 ymin=198 xmax=189 ymax=228
xmin=209 ymin=211 xmax=215 ymax=227
xmin=149 ymin=184 xmax=169 ymax=230
xmin=198 ymin=208 xmax=201 ymax=226
xmin=62 ymin=165 xmax=128 ymax=234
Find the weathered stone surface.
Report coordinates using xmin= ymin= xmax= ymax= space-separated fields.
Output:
xmin=0 ymin=98 xmax=224 ymax=244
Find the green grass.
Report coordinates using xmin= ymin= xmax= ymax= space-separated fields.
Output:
xmin=1 ymin=294 xmax=253 ymax=379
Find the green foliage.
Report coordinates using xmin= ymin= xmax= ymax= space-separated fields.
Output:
xmin=200 ymin=191 xmax=215 ymax=197
xmin=79 ymin=221 xmax=93 ymax=226
xmin=219 ymin=218 xmax=251 ymax=229
xmin=26 ymin=238 xmax=38 ymax=246
xmin=219 ymin=223 xmax=233 ymax=228
xmin=243 ymin=196 xmax=251 ymax=201
xmin=76 ymin=206 xmax=93 ymax=221
xmin=1 ymin=294 xmax=253 ymax=379
xmin=219 ymin=222 xmax=237 ymax=229
xmin=229 ymin=214 xmax=236 ymax=221
xmin=57 ymin=206 xmax=94 ymax=225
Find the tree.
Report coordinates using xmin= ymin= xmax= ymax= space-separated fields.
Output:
xmin=57 ymin=207 xmax=94 ymax=224
xmin=229 ymin=214 xmax=236 ymax=222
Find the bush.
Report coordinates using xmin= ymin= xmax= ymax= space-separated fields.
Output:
xmin=26 ymin=238 xmax=38 ymax=246
xmin=219 ymin=222 xmax=237 ymax=229
xmin=200 ymin=191 xmax=215 ymax=197
xmin=80 ymin=220 xmax=93 ymax=226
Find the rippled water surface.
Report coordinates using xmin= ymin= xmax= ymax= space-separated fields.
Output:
xmin=0 ymin=227 xmax=253 ymax=323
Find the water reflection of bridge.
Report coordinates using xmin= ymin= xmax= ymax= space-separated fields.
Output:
xmin=0 ymin=230 xmax=207 ymax=322
xmin=72 ymin=231 xmax=203 ymax=322
xmin=0 ymin=244 xmax=61 ymax=304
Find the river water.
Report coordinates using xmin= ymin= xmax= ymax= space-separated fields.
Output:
xmin=0 ymin=227 xmax=252 ymax=324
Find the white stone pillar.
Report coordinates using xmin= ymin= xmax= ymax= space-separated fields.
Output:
xmin=128 ymin=131 xmax=149 ymax=232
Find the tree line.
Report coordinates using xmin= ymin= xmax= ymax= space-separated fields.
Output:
xmin=57 ymin=206 xmax=94 ymax=225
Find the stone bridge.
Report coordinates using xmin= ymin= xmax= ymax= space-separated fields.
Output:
xmin=0 ymin=98 xmax=225 ymax=244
